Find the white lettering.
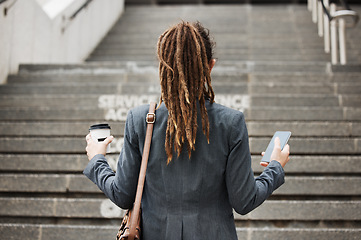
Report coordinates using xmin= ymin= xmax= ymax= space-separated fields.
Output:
xmin=98 ymin=95 xmax=115 ymax=109
xmin=98 ymin=95 xmax=159 ymax=110
xmin=105 ymin=108 xmax=129 ymax=121
xmin=100 ymin=94 xmax=249 ymax=120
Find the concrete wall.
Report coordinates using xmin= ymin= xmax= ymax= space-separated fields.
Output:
xmin=0 ymin=0 xmax=124 ymax=84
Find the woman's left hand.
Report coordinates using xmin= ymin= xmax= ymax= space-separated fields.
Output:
xmin=85 ymin=133 xmax=114 ymax=161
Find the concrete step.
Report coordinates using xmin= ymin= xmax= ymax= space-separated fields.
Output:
xmin=2 ymin=82 xmax=361 ymax=95
xmin=86 ymin=5 xmax=361 ymax=63
xmin=16 ymin=61 xmax=361 ymax=75
xmin=2 ymin=94 xmax=360 ymax=108
xmin=20 ymin=61 xmax=358 ymax=74
xmin=9 ymin=71 xmax=361 ymax=84
xmin=1 ymin=224 xmax=360 ymax=240
xmin=90 ymin=47 xmax=329 ymax=56
xmin=1 ymin=197 xmax=359 ymax=221
xmin=1 ymin=107 xmax=360 ymax=121
xmin=249 ymin=72 xmax=361 ymax=83
xmin=1 ymin=173 xmax=360 ymax=196
xmin=1 ymin=154 xmax=360 ymax=175
xmin=89 ymin=54 xmax=332 ymax=62
xmin=1 ymin=121 xmax=360 ymax=137
xmin=234 ymin=200 xmax=361 ymax=221
xmin=9 ymin=72 xmax=252 ymax=84
xmin=0 ymin=137 xmax=360 ymax=155
xmin=86 ymin=54 xmax=331 ymax=62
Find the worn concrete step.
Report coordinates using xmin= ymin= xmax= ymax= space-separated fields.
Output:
xmin=1 ymin=107 xmax=360 ymax=121
xmin=7 ymin=73 xmax=159 ymax=84
xmin=2 ymin=82 xmax=361 ymax=95
xmin=98 ymin=35 xmax=324 ymax=46
xmin=247 ymin=121 xmax=361 ymax=137
xmin=90 ymin=47 xmax=328 ymax=56
xmin=16 ymin=62 xmax=360 ymax=77
xmin=0 ymin=137 xmax=360 ymax=155
xmin=18 ymin=61 xmax=336 ymax=74
xmin=1 ymin=174 xmax=360 ymax=196
xmin=1 ymin=224 xmax=360 ymax=240
xmin=17 ymin=62 xmax=149 ymax=73
xmin=86 ymin=55 xmax=329 ymax=62
xmin=8 ymin=72 xmax=251 ymax=84
xmin=1 ymin=154 xmax=359 ymax=175
xmin=1 ymin=121 xmax=360 ymax=137
xmin=250 ymin=73 xmax=361 ymax=83
xmin=88 ymin=53 xmax=332 ymax=62
xmin=237 ymin=228 xmax=361 ymax=240
xmin=0 ymin=121 xmax=123 ymax=137
xmin=2 ymin=94 xmax=359 ymax=108
xmin=0 ymin=224 xmax=118 ymax=240
xmin=9 ymin=72 xmax=361 ymax=84
xmin=89 ymin=54 xmax=332 ymax=62
xmin=1 ymin=197 xmax=359 ymax=221
xmin=234 ymin=200 xmax=361 ymax=221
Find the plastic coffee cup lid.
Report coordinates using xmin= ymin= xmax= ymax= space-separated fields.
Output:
xmin=89 ymin=123 xmax=111 ymax=131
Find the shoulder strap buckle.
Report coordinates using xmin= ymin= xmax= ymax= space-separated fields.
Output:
xmin=146 ymin=113 xmax=155 ymax=124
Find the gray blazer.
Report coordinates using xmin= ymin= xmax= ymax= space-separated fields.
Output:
xmin=84 ymin=101 xmax=285 ymax=240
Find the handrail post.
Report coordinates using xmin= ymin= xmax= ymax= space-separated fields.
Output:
xmin=338 ymin=18 xmax=347 ymax=65
xmin=323 ymin=0 xmax=330 ymax=53
xmin=312 ymin=0 xmax=318 ymax=23
xmin=318 ymin=0 xmax=324 ymax=37
xmin=308 ymin=0 xmax=312 ymax=11
xmin=330 ymin=3 xmax=338 ymax=64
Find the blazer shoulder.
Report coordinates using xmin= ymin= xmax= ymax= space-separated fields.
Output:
xmin=128 ymin=103 xmax=168 ymax=127
xmin=208 ymin=102 xmax=245 ymax=122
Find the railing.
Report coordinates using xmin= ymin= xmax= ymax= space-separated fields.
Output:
xmin=69 ymin=0 xmax=93 ymax=20
xmin=308 ymin=0 xmax=359 ymax=65
xmin=1 ymin=0 xmax=17 ymax=16
xmin=62 ymin=0 xmax=94 ymax=33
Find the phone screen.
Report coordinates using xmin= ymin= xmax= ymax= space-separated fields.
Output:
xmin=261 ymin=131 xmax=291 ymax=165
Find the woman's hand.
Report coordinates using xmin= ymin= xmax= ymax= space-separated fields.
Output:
xmin=85 ymin=133 xmax=114 ymax=161
xmin=260 ymin=137 xmax=290 ymax=168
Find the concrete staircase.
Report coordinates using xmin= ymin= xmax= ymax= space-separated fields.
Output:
xmin=1 ymin=4 xmax=361 ymax=240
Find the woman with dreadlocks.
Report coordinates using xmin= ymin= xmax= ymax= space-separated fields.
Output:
xmin=84 ymin=21 xmax=290 ymax=239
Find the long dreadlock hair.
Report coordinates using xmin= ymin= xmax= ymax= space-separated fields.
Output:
xmin=157 ymin=21 xmax=215 ymax=164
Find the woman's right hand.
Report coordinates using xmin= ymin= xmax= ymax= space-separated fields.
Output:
xmin=85 ymin=133 xmax=114 ymax=161
xmin=260 ymin=137 xmax=290 ymax=168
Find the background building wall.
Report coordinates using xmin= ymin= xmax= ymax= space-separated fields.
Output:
xmin=0 ymin=0 xmax=124 ymax=84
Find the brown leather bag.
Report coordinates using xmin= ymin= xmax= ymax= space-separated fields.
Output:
xmin=116 ymin=102 xmax=156 ymax=240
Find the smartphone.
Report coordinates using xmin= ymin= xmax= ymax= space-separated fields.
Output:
xmin=260 ymin=131 xmax=291 ymax=166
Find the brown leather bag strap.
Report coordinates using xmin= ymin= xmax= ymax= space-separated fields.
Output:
xmin=128 ymin=102 xmax=156 ymax=237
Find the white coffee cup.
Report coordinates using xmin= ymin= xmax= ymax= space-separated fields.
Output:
xmin=89 ymin=123 xmax=111 ymax=153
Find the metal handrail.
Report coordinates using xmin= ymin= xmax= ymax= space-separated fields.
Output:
xmin=309 ymin=0 xmax=359 ymax=65
xmin=2 ymin=0 xmax=17 ymax=16
xmin=69 ymin=0 xmax=93 ymax=20
xmin=321 ymin=0 xmax=359 ymax=27
xmin=61 ymin=0 xmax=94 ymax=33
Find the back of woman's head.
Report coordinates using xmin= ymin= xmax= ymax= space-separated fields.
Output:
xmin=157 ymin=21 xmax=215 ymax=164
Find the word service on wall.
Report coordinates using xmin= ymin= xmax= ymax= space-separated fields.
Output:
xmin=98 ymin=94 xmax=250 ymax=121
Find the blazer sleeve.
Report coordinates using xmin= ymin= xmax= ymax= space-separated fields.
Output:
xmin=225 ymin=112 xmax=285 ymax=215
xmin=83 ymin=109 xmax=142 ymax=209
